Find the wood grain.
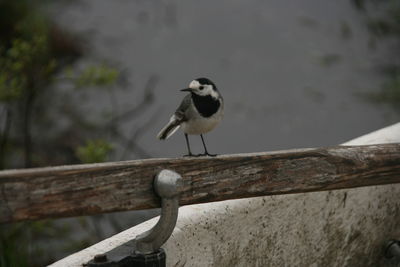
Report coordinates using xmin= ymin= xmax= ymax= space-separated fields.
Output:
xmin=1 ymin=144 xmax=399 ymax=223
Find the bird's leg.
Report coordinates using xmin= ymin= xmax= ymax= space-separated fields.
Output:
xmin=183 ymin=133 xmax=194 ymax=157
xmin=200 ymin=134 xmax=217 ymax=157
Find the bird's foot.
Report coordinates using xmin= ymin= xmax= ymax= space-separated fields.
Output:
xmin=183 ymin=153 xmax=195 ymax=157
xmin=183 ymin=153 xmax=216 ymax=157
xmin=198 ymin=152 xmax=217 ymax=157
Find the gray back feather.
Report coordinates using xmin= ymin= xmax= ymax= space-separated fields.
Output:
xmin=174 ymin=94 xmax=192 ymax=122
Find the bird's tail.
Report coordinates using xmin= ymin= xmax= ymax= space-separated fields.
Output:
xmin=157 ymin=115 xmax=181 ymax=140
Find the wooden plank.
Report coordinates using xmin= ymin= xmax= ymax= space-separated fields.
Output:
xmin=0 ymin=144 xmax=399 ymax=223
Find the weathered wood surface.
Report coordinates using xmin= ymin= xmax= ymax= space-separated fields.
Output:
xmin=1 ymin=144 xmax=399 ymax=223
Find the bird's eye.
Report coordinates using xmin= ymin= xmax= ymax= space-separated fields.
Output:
xmin=199 ymin=86 xmax=204 ymax=90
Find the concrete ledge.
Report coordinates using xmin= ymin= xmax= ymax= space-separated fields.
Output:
xmin=342 ymin=122 xmax=400 ymax=146
xmin=50 ymin=122 xmax=400 ymax=267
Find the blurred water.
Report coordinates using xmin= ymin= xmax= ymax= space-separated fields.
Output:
xmin=53 ymin=0 xmax=398 ymax=158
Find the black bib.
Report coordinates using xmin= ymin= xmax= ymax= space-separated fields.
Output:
xmin=192 ymin=94 xmax=220 ymax=118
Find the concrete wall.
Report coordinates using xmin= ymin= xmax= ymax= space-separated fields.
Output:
xmin=50 ymin=123 xmax=400 ymax=267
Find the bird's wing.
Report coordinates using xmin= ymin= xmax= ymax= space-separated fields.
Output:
xmin=174 ymin=94 xmax=191 ymax=122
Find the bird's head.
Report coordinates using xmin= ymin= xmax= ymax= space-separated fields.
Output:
xmin=181 ymin=78 xmax=219 ymax=99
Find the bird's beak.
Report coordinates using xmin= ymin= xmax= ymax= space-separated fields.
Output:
xmin=181 ymin=88 xmax=192 ymax=92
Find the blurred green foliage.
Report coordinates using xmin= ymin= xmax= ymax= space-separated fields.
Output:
xmin=0 ymin=37 xmax=56 ymax=102
xmin=74 ymin=64 xmax=119 ymax=88
xmin=1 ymin=220 xmax=74 ymax=267
xmin=0 ymin=0 xmax=120 ymax=169
xmin=368 ymin=70 xmax=400 ymax=111
xmin=0 ymin=224 xmax=29 ymax=267
xmin=354 ymin=0 xmax=400 ymax=111
xmin=0 ymin=0 xmax=56 ymax=103
xmin=366 ymin=3 xmax=400 ymax=36
xmin=317 ymin=54 xmax=342 ymax=68
xmin=0 ymin=0 xmax=122 ymax=266
xmin=76 ymin=139 xmax=113 ymax=163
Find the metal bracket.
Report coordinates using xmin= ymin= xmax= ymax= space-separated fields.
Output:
xmin=384 ymin=239 xmax=400 ymax=262
xmin=134 ymin=169 xmax=182 ymax=254
xmin=86 ymin=169 xmax=182 ymax=267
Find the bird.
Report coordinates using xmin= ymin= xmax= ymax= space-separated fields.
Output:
xmin=157 ymin=77 xmax=224 ymax=157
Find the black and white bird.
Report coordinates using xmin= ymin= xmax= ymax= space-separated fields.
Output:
xmin=157 ymin=78 xmax=224 ymax=156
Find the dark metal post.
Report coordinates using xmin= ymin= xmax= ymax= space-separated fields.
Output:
xmin=86 ymin=248 xmax=166 ymax=267
xmin=131 ymin=249 xmax=166 ymax=267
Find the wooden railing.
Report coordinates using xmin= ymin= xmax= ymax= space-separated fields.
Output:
xmin=1 ymin=144 xmax=399 ymax=224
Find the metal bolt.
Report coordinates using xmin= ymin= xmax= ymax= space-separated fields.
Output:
xmin=93 ymin=254 xmax=108 ymax=263
xmin=384 ymin=240 xmax=400 ymax=260
xmin=154 ymin=169 xmax=182 ymax=198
